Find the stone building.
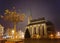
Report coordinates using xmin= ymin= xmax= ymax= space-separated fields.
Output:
xmin=25 ymin=17 xmax=55 ymax=38
xmin=0 ymin=24 xmax=4 ymax=37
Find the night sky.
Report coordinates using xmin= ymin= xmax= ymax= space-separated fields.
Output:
xmin=0 ymin=0 xmax=60 ymax=32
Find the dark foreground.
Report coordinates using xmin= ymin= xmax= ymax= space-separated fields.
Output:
xmin=0 ymin=38 xmax=60 ymax=43
xmin=24 ymin=38 xmax=60 ymax=43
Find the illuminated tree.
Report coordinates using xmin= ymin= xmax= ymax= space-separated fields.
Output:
xmin=1 ymin=9 xmax=25 ymax=31
xmin=1 ymin=8 xmax=25 ymax=39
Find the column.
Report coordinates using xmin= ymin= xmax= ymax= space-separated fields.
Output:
xmin=40 ymin=24 xmax=43 ymax=37
xmin=36 ymin=25 xmax=38 ymax=35
xmin=29 ymin=26 xmax=32 ymax=35
xmin=32 ymin=25 xmax=34 ymax=36
xmin=44 ymin=24 xmax=47 ymax=38
xmin=37 ymin=24 xmax=40 ymax=35
xmin=33 ymin=25 xmax=36 ymax=34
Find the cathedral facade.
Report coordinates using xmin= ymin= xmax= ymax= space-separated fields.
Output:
xmin=25 ymin=17 xmax=55 ymax=38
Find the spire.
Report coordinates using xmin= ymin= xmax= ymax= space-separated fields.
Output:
xmin=28 ymin=8 xmax=32 ymax=24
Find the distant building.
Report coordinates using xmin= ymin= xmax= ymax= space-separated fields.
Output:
xmin=25 ymin=17 xmax=55 ymax=38
xmin=0 ymin=24 xmax=4 ymax=37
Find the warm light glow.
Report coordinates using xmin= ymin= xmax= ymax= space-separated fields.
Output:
xmin=0 ymin=24 xmax=4 ymax=36
xmin=18 ymin=30 xmax=24 ymax=39
xmin=57 ymin=32 xmax=60 ymax=36
xmin=16 ymin=35 xmax=18 ymax=38
xmin=37 ymin=35 xmax=41 ymax=39
xmin=50 ymin=34 xmax=53 ymax=37
xmin=49 ymin=34 xmax=54 ymax=39
xmin=12 ymin=30 xmax=14 ymax=34
xmin=55 ymin=32 xmax=60 ymax=38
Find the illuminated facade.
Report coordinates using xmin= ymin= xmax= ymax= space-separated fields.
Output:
xmin=25 ymin=17 xmax=55 ymax=38
xmin=0 ymin=24 xmax=4 ymax=37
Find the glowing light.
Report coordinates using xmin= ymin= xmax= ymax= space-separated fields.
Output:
xmin=16 ymin=36 xmax=18 ymax=38
xmin=12 ymin=30 xmax=14 ymax=34
xmin=55 ymin=32 xmax=60 ymax=38
xmin=5 ymin=9 xmax=9 ymax=14
xmin=49 ymin=34 xmax=54 ymax=39
xmin=57 ymin=32 xmax=60 ymax=36
xmin=36 ymin=35 xmax=41 ymax=39
xmin=50 ymin=34 xmax=53 ymax=37
xmin=18 ymin=30 xmax=24 ymax=39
